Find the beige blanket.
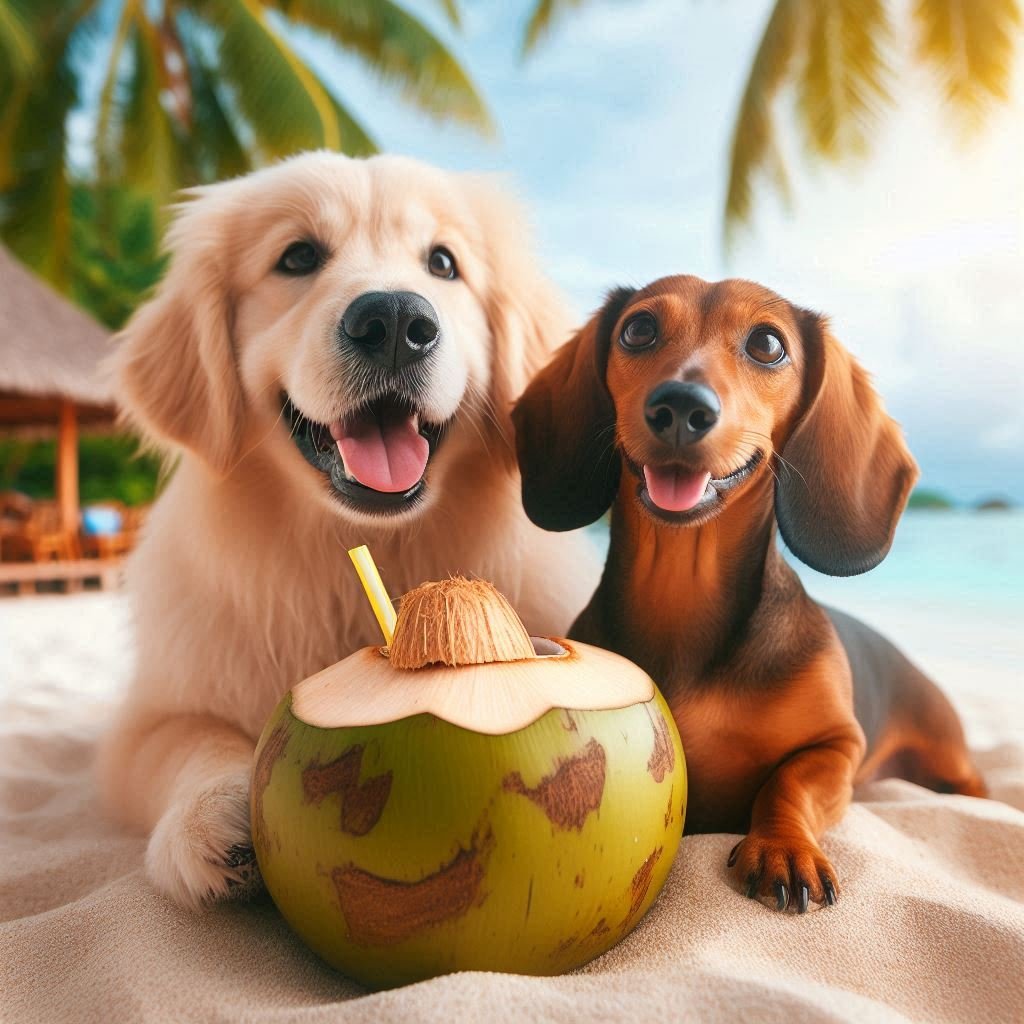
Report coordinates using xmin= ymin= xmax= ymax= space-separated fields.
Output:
xmin=2 ymin=594 xmax=1023 ymax=1023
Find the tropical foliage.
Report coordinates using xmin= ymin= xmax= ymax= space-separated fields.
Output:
xmin=524 ymin=0 xmax=1022 ymax=242
xmin=71 ymin=184 xmax=166 ymax=329
xmin=0 ymin=0 xmax=489 ymax=290
xmin=0 ymin=435 xmax=163 ymax=506
xmin=907 ymin=487 xmax=955 ymax=509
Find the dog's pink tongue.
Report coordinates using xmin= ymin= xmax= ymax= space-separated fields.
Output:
xmin=643 ymin=465 xmax=711 ymax=512
xmin=333 ymin=410 xmax=428 ymax=493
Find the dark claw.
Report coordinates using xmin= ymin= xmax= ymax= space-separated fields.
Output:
xmin=745 ymin=874 xmax=759 ymax=899
xmin=224 ymin=843 xmax=256 ymax=868
xmin=727 ymin=842 xmax=741 ymax=867
xmin=774 ymin=881 xmax=789 ymax=911
xmin=797 ymin=884 xmax=809 ymax=914
xmin=823 ymin=877 xmax=837 ymax=906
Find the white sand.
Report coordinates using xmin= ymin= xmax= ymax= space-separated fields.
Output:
xmin=3 ymin=587 xmax=1023 ymax=1024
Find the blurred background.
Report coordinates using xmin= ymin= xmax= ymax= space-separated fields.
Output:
xmin=0 ymin=1 xmax=1021 ymax=703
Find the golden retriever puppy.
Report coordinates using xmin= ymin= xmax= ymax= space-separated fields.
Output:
xmin=98 ymin=152 xmax=599 ymax=909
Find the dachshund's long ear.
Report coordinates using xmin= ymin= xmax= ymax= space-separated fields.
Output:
xmin=775 ymin=312 xmax=919 ymax=576
xmin=110 ymin=193 xmax=245 ymax=476
xmin=512 ymin=287 xmax=635 ymax=531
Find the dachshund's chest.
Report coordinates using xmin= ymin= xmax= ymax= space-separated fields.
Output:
xmin=668 ymin=672 xmax=852 ymax=833
xmin=673 ymin=695 xmax=777 ymax=833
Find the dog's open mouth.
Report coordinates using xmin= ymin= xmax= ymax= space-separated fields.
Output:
xmin=282 ymin=393 xmax=448 ymax=514
xmin=627 ymin=449 xmax=764 ymax=523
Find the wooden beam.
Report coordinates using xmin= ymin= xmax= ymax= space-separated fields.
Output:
xmin=56 ymin=399 xmax=79 ymax=533
xmin=0 ymin=392 xmax=116 ymax=429
xmin=0 ymin=558 xmax=123 ymax=592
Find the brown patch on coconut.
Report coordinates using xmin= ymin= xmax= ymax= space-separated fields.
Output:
xmin=552 ymin=934 xmax=578 ymax=956
xmin=502 ymin=738 xmax=606 ymax=831
xmin=623 ymin=847 xmax=663 ymax=926
xmin=561 ymin=710 xmax=578 ymax=732
xmin=574 ymin=871 xmax=585 ymax=888
xmin=332 ymin=829 xmax=494 ymax=946
xmin=646 ymin=705 xmax=675 ymax=782
xmin=589 ymin=917 xmax=610 ymax=938
xmin=663 ymin=784 xmax=674 ymax=828
xmin=302 ymin=746 xmax=392 ymax=836
xmin=252 ymin=724 xmax=290 ymax=852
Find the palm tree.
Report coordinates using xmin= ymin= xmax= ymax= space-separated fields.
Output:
xmin=0 ymin=0 xmax=490 ymax=289
xmin=523 ymin=0 xmax=1022 ymax=244
xmin=70 ymin=183 xmax=167 ymax=330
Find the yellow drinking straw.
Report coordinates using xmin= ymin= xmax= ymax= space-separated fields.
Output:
xmin=348 ymin=545 xmax=397 ymax=645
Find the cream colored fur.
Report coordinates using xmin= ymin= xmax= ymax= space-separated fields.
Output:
xmin=97 ymin=152 xmax=599 ymax=909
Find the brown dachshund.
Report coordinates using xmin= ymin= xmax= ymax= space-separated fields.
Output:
xmin=512 ymin=276 xmax=986 ymax=913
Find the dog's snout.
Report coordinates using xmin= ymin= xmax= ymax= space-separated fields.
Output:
xmin=341 ymin=291 xmax=440 ymax=370
xmin=644 ymin=381 xmax=720 ymax=446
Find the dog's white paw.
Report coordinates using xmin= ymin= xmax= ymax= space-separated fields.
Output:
xmin=145 ymin=774 xmax=263 ymax=909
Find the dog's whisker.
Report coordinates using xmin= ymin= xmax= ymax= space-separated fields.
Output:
xmin=465 ymin=385 xmax=511 ymax=452
xmin=221 ymin=390 xmax=295 ymax=476
xmin=461 ymin=394 xmax=495 ymax=455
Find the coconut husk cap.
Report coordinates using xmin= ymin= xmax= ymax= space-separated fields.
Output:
xmin=291 ymin=576 xmax=655 ymax=735
xmin=388 ymin=578 xmax=537 ymax=669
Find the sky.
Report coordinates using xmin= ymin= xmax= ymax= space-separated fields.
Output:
xmin=285 ymin=0 xmax=1024 ymax=505
xmin=68 ymin=0 xmax=1023 ymax=503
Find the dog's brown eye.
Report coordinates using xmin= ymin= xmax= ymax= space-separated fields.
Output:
xmin=620 ymin=313 xmax=658 ymax=350
xmin=277 ymin=241 xmax=322 ymax=276
xmin=428 ymin=246 xmax=457 ymax=280
xmin=745 ymin=327 xmax=786 ymax=365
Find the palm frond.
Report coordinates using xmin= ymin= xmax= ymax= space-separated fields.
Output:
xmin=95 ymin=7 xmax=183 ymax=215
xmin=0 ymin=76 xmax=31 ymax=190
xmin=324 ymin=89 xmax=377 ymax=157
xmin=1 ymin=0 xmax=94 ymax=189
xmin=178 ymin=20 xmax=252 ymax=182
xmin=724 ymin=0 xmax=805 ymax=244
xmin=204 ymin=0 xmax=344 ymax=158
xmin=95 ymin=0 xmax=139 ymax=185
xmin=435 ymin=0 xmax=460 ymax=29
xmin=0 ymin=0 xmax=36 ymax=76
xmin=120 ymin=15 xmax=184 ymax=209
xmin=71 ymin=184 xmax=167 ymax=329
xmin=522 ymin=0 xmax=588 ymax=55
xmin=914 ymin=0 xmax=1021 ymax=130
xmin=797 ymin=0 xmax=892 ymax=160
xmin=0 ymin=50 xmax=77 ymax=287
xmin=268 ymin=0 xmax=491 ymax=131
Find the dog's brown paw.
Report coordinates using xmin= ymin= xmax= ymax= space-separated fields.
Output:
xmin=727 ymin=830 xmax=838 ymax=913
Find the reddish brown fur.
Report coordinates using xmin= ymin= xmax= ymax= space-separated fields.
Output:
xmin=513 ymin=275 xmax=985 ymax=912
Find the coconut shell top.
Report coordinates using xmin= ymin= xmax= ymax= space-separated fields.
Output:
xmin=291 ymin=577 xmax=655 ymax=735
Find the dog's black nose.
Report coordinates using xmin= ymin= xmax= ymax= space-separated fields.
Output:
xmin=340 ymin=291 xmax=440 ymax=370
xmin=644 ymin=381 xmax=720 ymax=445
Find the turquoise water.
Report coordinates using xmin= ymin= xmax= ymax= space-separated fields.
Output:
xmin=588 ymin=511 xmax=1024 ymax=614
xmin=792 ymin=510 xmax=1024 ymax=612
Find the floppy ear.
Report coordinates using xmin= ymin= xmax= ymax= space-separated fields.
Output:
xmin=775 ymin=313 xmax=919 ymax=576
xmin=512 ymin=287 xmax=635 ymax=531
xmin=111 ymin=196 xmax=246 ymax=476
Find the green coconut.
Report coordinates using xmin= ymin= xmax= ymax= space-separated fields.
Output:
xmin=251 ymin=577 xmax=686 ymax=990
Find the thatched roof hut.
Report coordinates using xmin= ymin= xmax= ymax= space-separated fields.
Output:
xmin=0 ymin=244 xmax=117 ymax=530
xmin=0 ymin=244 xmax=115 ymax=434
